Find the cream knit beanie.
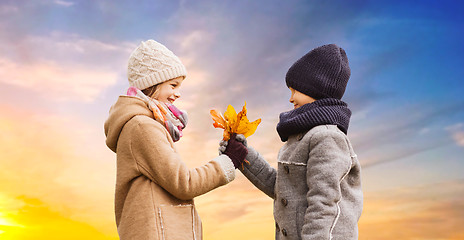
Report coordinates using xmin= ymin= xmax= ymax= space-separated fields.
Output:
xmin=127 ymin=40 xmax=187 ymax=90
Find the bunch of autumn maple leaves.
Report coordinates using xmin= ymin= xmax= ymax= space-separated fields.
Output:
xmin=210 ymin=102 xmax=261 ymax=141
xmin=210 ymin=102 xmax=261 ymax=167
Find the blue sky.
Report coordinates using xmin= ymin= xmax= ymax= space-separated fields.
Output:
xmin=0 ymin=0 xmax=463 ymax=239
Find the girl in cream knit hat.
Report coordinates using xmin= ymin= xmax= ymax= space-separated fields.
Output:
xmin=104 ymin=40 xmax=245 ymax=239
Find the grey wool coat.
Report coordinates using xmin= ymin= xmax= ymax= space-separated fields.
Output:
xmin=241 ymin=125 xmax=363 ymax=240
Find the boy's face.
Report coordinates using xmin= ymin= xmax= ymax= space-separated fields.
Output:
xmin=289 ymin=87 xmax=316 ymax=109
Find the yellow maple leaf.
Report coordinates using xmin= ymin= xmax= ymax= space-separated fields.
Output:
xmin=210 ymin=102 xmax=261 ymax=141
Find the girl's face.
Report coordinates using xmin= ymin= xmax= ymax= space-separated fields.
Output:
xmin=154 ymin=77 xmax=184 ymax=104
xmin=289 ymin=87 xmax=316 ymax=109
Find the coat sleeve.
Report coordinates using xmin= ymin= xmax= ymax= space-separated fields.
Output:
xmin=130 ymin=119 xmax=235 ymax=200
xmin=239 ymin=146 xmax=277 ymax=199
xmin=301 ymin=130 xmax=353 ymax=239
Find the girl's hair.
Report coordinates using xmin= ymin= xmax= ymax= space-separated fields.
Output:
xmin=142 ymin=84 xmax=160 ymax=99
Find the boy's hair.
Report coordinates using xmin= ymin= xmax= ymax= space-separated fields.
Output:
xmin=285 ymin=44 xmax=350 ymax=100
xmin=127 ymin=40 xmax=187 ymax=90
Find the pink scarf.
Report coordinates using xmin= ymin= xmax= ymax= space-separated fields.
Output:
xmin=127 ymin=86 xmax=188 ymax=142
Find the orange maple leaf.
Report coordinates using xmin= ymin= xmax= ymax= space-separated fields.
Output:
xmin=210 ymin=102 xmax=261 ymax=141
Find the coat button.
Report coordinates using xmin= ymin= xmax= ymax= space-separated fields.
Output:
xmin=282 ymin=228 xmax=287 ymax=236
xmin=281 ymin=198 xmax=288 ymax=206
xmin=275 ymin=222 xmax=280 ymax=231
xmin=283 ymin=165 xmax=289 ymax=174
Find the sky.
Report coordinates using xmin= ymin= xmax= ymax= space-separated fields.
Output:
xmin=0 ymin=0 xmax=463 ymax=239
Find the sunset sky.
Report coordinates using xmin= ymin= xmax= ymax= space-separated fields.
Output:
xmin=1 ymin=0 xmax=463 ymax=239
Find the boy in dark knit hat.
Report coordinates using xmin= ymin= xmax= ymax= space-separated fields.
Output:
xmin=221 ymin=44 xmax=363 ymax=239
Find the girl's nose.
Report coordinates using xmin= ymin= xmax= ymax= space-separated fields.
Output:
xmin=174 ymin=91 xmax=181 ymax=99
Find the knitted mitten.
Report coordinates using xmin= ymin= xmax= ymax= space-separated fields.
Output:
xmin=219 ymin=134 xmax=247 ymax=154
xmin=223 ymin=134 xmax=248 ymax=169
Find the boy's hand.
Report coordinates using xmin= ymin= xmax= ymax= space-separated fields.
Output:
xmin=219 ymin=134 xmax=247 ymax=154
xmin=222 ymin=134 xmax=249 ymax=169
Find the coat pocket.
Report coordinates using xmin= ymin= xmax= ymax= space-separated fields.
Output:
xmin=158 ymin=204 xmax=197 ymax=240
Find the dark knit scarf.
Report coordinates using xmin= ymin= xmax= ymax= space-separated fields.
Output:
xmin=276 ymin=98 xmax=351 ymax=142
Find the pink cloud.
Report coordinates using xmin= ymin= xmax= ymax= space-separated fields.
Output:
xmin=0 ymin=32 xmax=135 ymax=102
xmin=446 ymin=123 xmax=464 ymax=147
xmin=0 ymin=57 xmax=117 ymax=102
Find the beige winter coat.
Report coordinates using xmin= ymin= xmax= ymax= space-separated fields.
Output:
xmin=104 ymin=96 xmax=235 ymax=240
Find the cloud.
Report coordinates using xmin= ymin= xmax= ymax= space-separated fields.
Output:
xmin=359 ymin=179 xmax=464 ymax=239
xmin=163 ymin=0 xmax=366 ymax=107
xmin=453 ymin=132 xmax=464 ymax=147
xmin=0 ymin=32 xmax=135 ymax=102
xmin=0 ymin=57 xmax=117 ymax=102
xmin=351 ymin=101 xmax=464 ymax=167
xmin=54 ymin=0 xmax=74 ymax=7
xmin=446 ymin=123 xmax=464 ymax=147
xmin=0 ymin=104 xmax=116 ymax=236
xmin=0 ymin=5 xmax=18 ymax=14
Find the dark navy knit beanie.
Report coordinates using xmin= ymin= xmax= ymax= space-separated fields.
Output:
xmin=286 ymin=44 xmax=350 ymax=100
